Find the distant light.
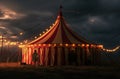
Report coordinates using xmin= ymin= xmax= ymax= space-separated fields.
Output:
xmin=43 ymin=31 xmax=45 ymax=34
xmin=102 ymin=46 xmax=120 ymax=53
xmin=98 ymin=45 xmax=103 ymax=48
xmin=34 ymin=36 xmax=37 ymax=39
xmin=24 ymin=40 xmax=28 ymax=43
xmin=4 ymin=39 xmax=7 ymax=42
xmin=0 ymin=35 xmax=2 ymax=38
xmin=90 ymin=18 xmax=95 ymax=23
xmin=50 ymin=26 xmax=52 ymax=28
xmin=39 ymin=34 xmax=41 ymax=36
xmin=46 ymin=29 xmax=48 ymax=31
xmin=19 ymin=45 xmax=25 ymax=48
xmin=88 ymin=17 xmax=98 ymax=24
xmin=11 ymin=35 xmax=17 ymax=38
xmin=20 ymin=42 xmax=23 ymax=45
xmin=9 ymin=42 xmax=17 ymax=45
xmin=20 ymin=32 xmax=23 ymax=35
xmin=52 ymin=23 xmax=55 ymax=26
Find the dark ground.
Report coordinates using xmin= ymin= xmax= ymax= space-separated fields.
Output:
xmin=0 ymin=64 xmax=120 ymax=79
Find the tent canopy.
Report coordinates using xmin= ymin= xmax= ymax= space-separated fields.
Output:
xmin=28 ymin=7 xmax=89 ymax=45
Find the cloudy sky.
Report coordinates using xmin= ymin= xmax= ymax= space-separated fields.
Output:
xmin=0 ymin=0 xmax=120 ymax=48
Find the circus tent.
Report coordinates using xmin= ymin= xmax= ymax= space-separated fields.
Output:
xmin=20 ymin=7 xmax=103 ymax=66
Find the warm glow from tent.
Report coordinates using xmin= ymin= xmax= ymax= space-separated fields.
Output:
xmin=60 ymin=43 xmax=62 ymax=46
xmin=39 ymin=44 xmax=41 ymax=46
xmin=54 ymin=44 xmax=56 ymax=46
xmin=65 ymin=44 xmax=68 ymax=47
xmin=78 ymin=44 xmax=81 ymax=46
xmin=72 ymin=44 xmax=75 ymax=47
xmin=91 ymin=44 xmax=94 ymax=47
xmin=98 ymin=45 xmax=103 ymax=48
xmin=43 ymin=44 xmax=46 ymax=46
xmin=20 ymin=42 xmax=23 ymax=44
xmin=82 ymin=44 xmax=85 ymax=47
xmin=34 ymin=44 xmax=37 ymax=46
xmin=86 ymin=44 xmax=89 ymax=47
xmin=9 ymin=42 xmax=17 ymax=45
xmin=48 ymin=44 xmax=51 ymax=46
xmin=19 ymin=45 xmax=25 ymax=48
xmin=30 ymin=45 xmax=33 ymax=47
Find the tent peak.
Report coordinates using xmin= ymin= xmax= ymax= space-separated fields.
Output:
xmin=59 ymin=5 xmax=63 ymax=16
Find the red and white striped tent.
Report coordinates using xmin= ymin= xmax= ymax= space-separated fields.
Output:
xmin=21 ymin=7 xmax=103 ymax=66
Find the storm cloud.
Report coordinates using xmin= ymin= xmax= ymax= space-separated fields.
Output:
xmin=0 ymin=0 xmax=119 ymax=48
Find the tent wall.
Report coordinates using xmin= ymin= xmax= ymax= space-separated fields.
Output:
xmin=21 ymin=45 xmax=101 ymax=66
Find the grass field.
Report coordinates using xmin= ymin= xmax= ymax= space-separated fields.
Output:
xmin=0 ymin=63 xmax=120 ymax=79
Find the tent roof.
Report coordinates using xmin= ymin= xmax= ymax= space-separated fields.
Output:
xmin=28 ymin=7 xmax=89 ymax=44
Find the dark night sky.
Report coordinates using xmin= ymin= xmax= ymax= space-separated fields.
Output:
xmin=0 ymin=0 xmax=120 ymax=48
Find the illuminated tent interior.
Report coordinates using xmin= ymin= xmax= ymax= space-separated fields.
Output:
xmin=20 ymin=6 xmax=103 ymax=66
